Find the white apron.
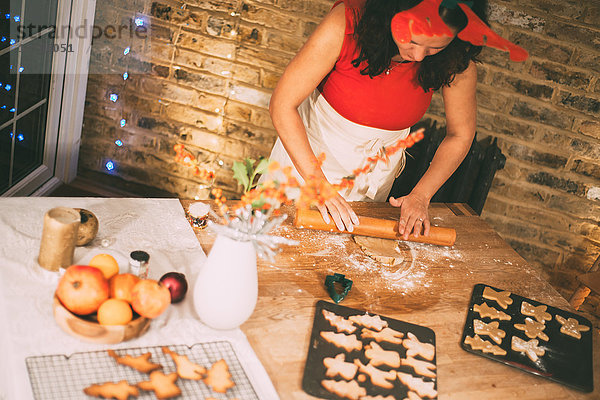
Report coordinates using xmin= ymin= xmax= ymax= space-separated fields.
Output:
xmin=265 ymin=90 xmax=410 ymax=201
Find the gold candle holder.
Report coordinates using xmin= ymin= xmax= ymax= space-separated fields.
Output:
xmin=38 ymin=207 xmax=81 ymax=272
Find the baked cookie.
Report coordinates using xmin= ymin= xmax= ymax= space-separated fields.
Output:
xmin=107 ymin=350 xmax=161 ymax=374
xmin=464 ymin=334 xmax=506 ymax=356
xmin=361 ymin=327 xmax=404 ymax=344
xmin=162 ymin=346 xmax=206 ymax=380
xmin=353 ymin=360 xmax=397 ymax=389
xmin=401 ymin=356 xmax=436 ymax=378
xmin=204 ymin=359 xmax=235 ymax=393
xmin=83 ymin=380 xmax=139 ymax=400
xmin=323 ymin=309 xmax=357 ymax=334
xmin=321 ymin=331 xmax=363 ymax=352
xmin=348 ymin=314 xmax=388 ymax=331
xmin=361 ymin=395 xmax=396 ymax=400
xmin=473 ymin=303 xmax=511 ymax=321
xmin=137 ymin=371 xmax=181 ymax=399
xmin=482 ymin=287 xmax=513 ymax=309
xmin=396 ymin=372 xmax=437 ymax=399
xmin=473 ymin=319 xmax=506 ymax=345
xmin=520 ymin=301 xmax=551 ymax=324
xmin=402 ymin=332 xmax=435 ymax=361
xmin=364 ymin=341 xmax=401 ymax=368
xmin=323 ymin=353 xmax=358 ymax=380
xmin=555 ymin=315 xmax=590 ymax=339
xmin=321 ymin=379 xmax=366 ymax=400
xmin=511 ymin=336 xmax=545 ymax=362
xmin=404 ymin=392 xmax=423 ymax=400
xmin=514 ymin=318 xmax=549 ymax=341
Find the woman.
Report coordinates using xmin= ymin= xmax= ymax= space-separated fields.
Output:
xmin=267 ymin=0 xmax=527 ymax=239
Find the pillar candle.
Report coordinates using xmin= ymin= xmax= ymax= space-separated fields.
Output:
xmin=38 ymin=207 xmax=81 ymax=271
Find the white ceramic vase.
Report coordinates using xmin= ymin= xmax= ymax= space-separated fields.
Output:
xmin=193 ymin=234 xmax=258 ymax=330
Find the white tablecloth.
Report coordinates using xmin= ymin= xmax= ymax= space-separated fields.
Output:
xmin=0 ymin=197 xmax=279 ymax=400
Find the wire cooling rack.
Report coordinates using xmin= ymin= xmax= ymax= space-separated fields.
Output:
xmin=26 ymin=341 xmax=259 ymax=399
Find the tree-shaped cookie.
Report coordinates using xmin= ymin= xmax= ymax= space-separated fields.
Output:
xmin=204 ymin=359 xmax=235 ymax=393
xmin=361 ymin=327 xmax=404 ymax=344
xmin=323 ymin=309 xmax=357 ymax=334
xmin=83 ymin=380 xmax=139 ymax=400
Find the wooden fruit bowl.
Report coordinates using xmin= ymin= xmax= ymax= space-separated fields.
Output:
xmin=53 ymin=295 xmax=151 ymax=344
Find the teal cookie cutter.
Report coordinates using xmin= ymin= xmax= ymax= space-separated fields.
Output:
xmin=325 ymin=273 xmax=353 ymax=303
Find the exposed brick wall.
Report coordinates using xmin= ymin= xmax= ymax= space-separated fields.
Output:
xmin=79 ymin=0 xmax=600 ymax=308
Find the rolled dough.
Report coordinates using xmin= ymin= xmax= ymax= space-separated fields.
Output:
xmin=353 ymin=236 xmax=405 ymax=266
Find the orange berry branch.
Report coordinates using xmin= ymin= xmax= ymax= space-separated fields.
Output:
xmin=174 ymin=128 xmax=424 ymax=220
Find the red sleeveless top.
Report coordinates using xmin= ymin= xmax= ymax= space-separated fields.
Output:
xmin=319 ymin=0 xmax=433 ymax=131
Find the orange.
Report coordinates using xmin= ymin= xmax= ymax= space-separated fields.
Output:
xmin=89 ymin=253 xmax=120 ymax=279
xmin=97 ymin=298 xmax=133 ymax=325
xmin=109 ymin=273 xmax=140 ymax=303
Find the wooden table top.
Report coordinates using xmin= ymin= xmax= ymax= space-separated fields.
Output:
xmin=182 ymin=200 xmax=599 ymax=400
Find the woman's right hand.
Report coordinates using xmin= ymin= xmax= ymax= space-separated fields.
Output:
xmin=315 ymin=193 xmax=360 ymax=232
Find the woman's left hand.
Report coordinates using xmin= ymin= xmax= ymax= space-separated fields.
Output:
xmin=389 ymin=193 xmax=430 ymax=240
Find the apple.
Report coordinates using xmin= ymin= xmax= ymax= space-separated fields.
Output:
xmin=159 ymin=272 xmax=188 ymax=303
xmin=56 ymin=265 xmax=109 ymax=315
xmin=109 ymin=273 xmax=140 ymax=303
xmin=131 ymin=279 xmax=171 ymax=318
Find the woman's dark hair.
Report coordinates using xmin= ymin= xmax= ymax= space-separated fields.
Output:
xmin=351 ymin=0 xmax=487 ymax=91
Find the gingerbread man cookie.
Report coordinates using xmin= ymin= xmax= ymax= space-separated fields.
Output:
xmin=323 ymin=353 xmax=358 ymax=380
xmin=473 ymin=319 xmax=506 ymax=345
xmin=402 ymin=332 xmax=435 ymax=361
xmin=321 ymin=331 xmax=363 ymax=352
xmin=321 ymin=379 xmax=366 ymax=400
xmin=353 ymin=359 xmax=397 ymax=389
xmin=473 ymin=303 xmax=511 ymax=321
xmin=396 ymin=372 xmax=437 ymax=399
xmin=323 ymin=309 xmax=357 ymax=334
xmin=511 ymin=336 xmax=545 ymax=362
xmin=364 ymin=341 xmax=401 ymax=368
xmin=514 ymin=317 xmax=549 ymax=341
xmin=361 ymin=327 xmax=404 ymax=344
xmin=401 ymin=356 xmax=436 ymax=378
xmin=482 ymin=287 xmax=513 ymax=309
xmin=555 ymin=315 xmax=590 ymax=339
xmin=349 ymin=313 xmax=388 ymax=331
xmin=464 ymin=334 xmax=506 ymax=356
xmin=520 ymin=301 xmax=551 ymax=324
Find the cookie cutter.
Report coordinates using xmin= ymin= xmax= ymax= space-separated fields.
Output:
xmin=324 ymin=273 xmax=353 ymax=303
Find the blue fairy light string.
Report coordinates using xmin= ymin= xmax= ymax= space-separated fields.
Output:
xmin=105 ymin=12 xmax=143 ymax=172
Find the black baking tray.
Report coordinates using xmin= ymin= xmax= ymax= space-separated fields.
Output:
xmin=461 ymin=283 xmax=593 ymax=392
xmin=303 ymin=300 xmax=437 ymax=399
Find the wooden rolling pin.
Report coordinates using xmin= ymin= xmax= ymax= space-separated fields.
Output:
xmin=294 ymin=208 xmax=456 ymax=246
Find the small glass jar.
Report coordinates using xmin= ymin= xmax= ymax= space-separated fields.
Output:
xmin=129 ymin=250 xmax=150 ymax=279
xmin=186 ymin=202 xmax=210 ymax=230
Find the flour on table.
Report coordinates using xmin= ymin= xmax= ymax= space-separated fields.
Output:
xmin=271 ymin=225 xmax=465 ymax=295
